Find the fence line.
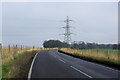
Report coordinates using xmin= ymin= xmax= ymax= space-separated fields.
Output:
xmin=60 ymin=48 xmax=118 ymax=61
xmin=2 ymin=44 xmax=33 ymax=64
xmin=0 ymin=44 xmax=2 ymax=80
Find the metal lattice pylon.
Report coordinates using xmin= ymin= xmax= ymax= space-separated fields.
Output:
xmin=62 ymin=16 xmax=73 ymax=44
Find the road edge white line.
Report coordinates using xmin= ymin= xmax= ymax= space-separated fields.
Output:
xmin=58 ymin=50 xmax=120 ymax=72
xmin=70 ymin=66 xmax=93 ymax=78
xmin=59 ymin=59 xmax=66 ymax=63
xmin=79 ymin=58 xmax=120 ymax=72
xmin=27 ymin=52 xmax=39 ymax=80
xmin=58 ymin=50 xmax=119 ymax=72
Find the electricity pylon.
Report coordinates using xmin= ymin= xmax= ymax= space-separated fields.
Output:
xmin=62 ymin=16 xmax=73 ymax=44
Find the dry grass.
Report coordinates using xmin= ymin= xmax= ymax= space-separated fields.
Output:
xmin=1 ymin=45 xmax=58 ymax=79
xmin=7 ymin=51 xmax=37 ymax=78
xmin=59 ymin=48 xmax=120 ymax=70
xmin=2 ymin=50 xmax=38 ymax=79
xmin=60 ymin=48 xmax=119 ymax=61
xmin=2 ymin=45 xmax=28 ymax=64
xmin=2 ymin=45 xmax=58 ymax=64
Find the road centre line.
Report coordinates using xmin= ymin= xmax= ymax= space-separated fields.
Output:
xmin=70 ymin=66 xmax=93 ymax=78
xmin=59 ymin=59 xmax=66 ymax=63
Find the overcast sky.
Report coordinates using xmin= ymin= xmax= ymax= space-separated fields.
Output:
xmin=2 ymin=2 xmax=118 ymax=47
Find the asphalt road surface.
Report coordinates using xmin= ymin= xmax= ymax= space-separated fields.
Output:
xmin=29 ymin=50 xmax=119 ymax=79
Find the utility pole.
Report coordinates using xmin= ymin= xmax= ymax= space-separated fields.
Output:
xmin=62 ymin=16 xmax=73 ymax=44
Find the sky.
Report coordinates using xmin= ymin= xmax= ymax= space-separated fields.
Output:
xmin=1 ymin=0 xmax=119 ymax=2
xmin=1 ymin=2 xmax=118 ymax=47
xmin=0 ymin=2 xmax=2 ymax=44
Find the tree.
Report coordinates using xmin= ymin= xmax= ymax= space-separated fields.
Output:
xmin=112 ymin=44 xmax=118 ymax=49
xmin=43 ymin=40 xmax=69 ymax=48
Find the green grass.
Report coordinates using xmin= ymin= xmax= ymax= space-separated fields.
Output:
xmin=2 ymin=51 xmax=25 ymax=78
xmin=2 ymin=50 xmax=37 ymax=78
xmin=2 ymin=60 xmax=13 ymax=78
xmin=0 ymin=66 xmax=1 ymax=79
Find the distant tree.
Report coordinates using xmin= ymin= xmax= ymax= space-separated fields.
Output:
xmin=43 ymin=40 xmax=69 ymax=48
xmin=43 ymin=40 xmax=118 ymax=50
xmin=71 ymin=43 xmax=79 ymax=49
xmin=118 ymin=44 xmax=120 ymax=49
xmin=71 ymin=41 xmax=86 ymax=49
xmin=112 ymin=44 xmax=118 ymax=49
xmin=80 ymin=42 xmax=86 ymax=49
xmin=86 ymin=43 xmax=94 ymax=49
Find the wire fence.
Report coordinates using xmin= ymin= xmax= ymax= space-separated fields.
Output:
xmin=1 ymin=45 xmax=59 ymax=64
xmin=60 ymin=48 xmax=119 ymax=61
xmin=2 ymin=45 xmax=33 ymax=64
xmin=0 ymin=44 xmax=2 ymax=79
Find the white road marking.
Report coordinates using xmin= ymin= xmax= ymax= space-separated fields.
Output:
xmin=59 ymin=59 xmax=66 ymax=63
xmin=28 ymin=52 xmax=39 ymax=80
xmin=70 ymin=66 xmax=93 ymax=78
xmin=79 ymin=58 xmax=119 ymax=72
xmin=50 ymin=53 xmax=57 ymax=58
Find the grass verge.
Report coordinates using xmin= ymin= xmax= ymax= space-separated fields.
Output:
xmin=58 ymin=50 xmax=120 ymax=70
xmin=2 ymin=50 xmax=38 ymax=79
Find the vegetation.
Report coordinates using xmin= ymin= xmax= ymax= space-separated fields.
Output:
xmin=71 ymin=41 xmax=119 ymax=49
xmin=0 ymin=43 xmax=2 ymax=79
xmin=59 ymin=48 xmax=119 ymax=70
xmin=43 ymin=40 xmax=119 ymax=69
xmin=2 ymin=50 xmax=38 ymax=79
xmin=1 ymin=44 xmax=58 ymax=79
xmin=43 ymin=40 xmax=119 ymax=50
xmin=2 ymin=45 xmax=31 ymax=64
xmin=43 ymin=40 xmax=69 ymax=48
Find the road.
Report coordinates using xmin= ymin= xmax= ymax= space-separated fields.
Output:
xmin=28 ymin=50 xmax=119 ymax=79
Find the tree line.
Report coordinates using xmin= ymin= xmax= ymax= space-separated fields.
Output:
xmin=43 ymin=40 xmax=119 ymax=49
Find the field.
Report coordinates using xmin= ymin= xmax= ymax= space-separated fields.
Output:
xmin=1 ymin=45 xmax=58 ymax=64
xmin=78 ymin=49 xmax=118 ymax=61
xmin=60 ymin=48 xmax=119 ymax=60
xmin=59 ymin=48 xmax=120 ymax=68
xmin=2 ymin=45 xmax=35 ymax=64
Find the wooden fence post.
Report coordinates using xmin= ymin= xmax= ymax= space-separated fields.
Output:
xmin=23 ymin=45 xmax=25 ymax=51
xmin=88 ymin=49 xmax=90 ymax=56
xmin=107 ymin=50 xmax=109 ymax=59
xmin=16 ymin=45 xmax=18 ymax=55
xmin=97 ymin=49 xmax=98 ymax=57
xmin=33 ymin=46 xmax=35 ymax=50
xmin=8 ymin=44 xmax=10 ymax=57
xmin=0 ymin=44 xmax=2 ymax=60
xmin=21 ymin=45 xmax=22 ymax=52
xmin=13 ymin=45 xmax=15 ymax=57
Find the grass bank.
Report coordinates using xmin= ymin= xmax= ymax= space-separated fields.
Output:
xmin=2 ymin=50 xmax=38 ymax=79
xmin=58 ymin=48 xmax=120 ymax=70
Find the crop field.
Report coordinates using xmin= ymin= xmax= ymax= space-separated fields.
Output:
xmin=59 ymin=48 xmax=119 ymax=64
